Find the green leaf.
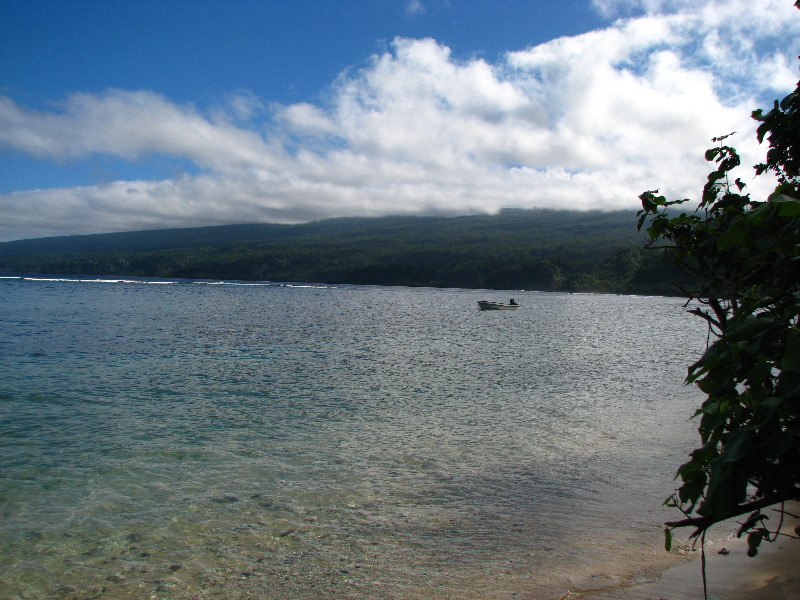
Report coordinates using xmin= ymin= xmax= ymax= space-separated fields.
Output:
xmin=724 ymin=317 xmax=772 ymax=343
xmin=781 ymin=328 xmax=800 ymax=373
xmin=759 ymin=396 xmax=784 ymax=417
xmin=777 ymin=198 xmax=800 ymax=217
xmin=717 ymin=219 xmax=750 ymax=250
xmin=763 ymin=430 xmax=793 ymax=460
xmin=664 ymin=527 xmax=673 ymax=552
xmin=718 ymin=427 xmax=752 ymax=465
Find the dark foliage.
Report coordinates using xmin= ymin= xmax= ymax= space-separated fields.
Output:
xmin=638 ymin=70 xmax=800 ymax=557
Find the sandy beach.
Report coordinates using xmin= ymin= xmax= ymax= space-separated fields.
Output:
xmin=577 ymin=507 xmax=800 ymax=600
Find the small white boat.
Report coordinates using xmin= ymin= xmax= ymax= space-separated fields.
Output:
xmin=478 ymin=299 xmax=519 ymax=310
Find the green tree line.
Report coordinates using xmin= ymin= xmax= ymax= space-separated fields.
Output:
xmin=0 ymin=209 xmax=690 ymax=295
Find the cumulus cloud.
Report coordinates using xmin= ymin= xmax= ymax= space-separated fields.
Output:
xmin=1 ymin=0 xmax=798 ymax=241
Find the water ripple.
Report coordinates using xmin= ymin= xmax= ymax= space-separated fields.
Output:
xmin=0 ymin=279 xmax=707 ymax=599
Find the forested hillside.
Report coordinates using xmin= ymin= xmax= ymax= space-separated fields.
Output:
xmin=0 ymin=209 xmax=688 ymax=295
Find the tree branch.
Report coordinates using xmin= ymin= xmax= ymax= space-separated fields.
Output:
xmin=665 ymin=495 xmax=800 ymax=538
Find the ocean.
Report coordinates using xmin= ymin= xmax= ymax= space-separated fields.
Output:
xmin=0 ymin=275 xmax=708 ymax=599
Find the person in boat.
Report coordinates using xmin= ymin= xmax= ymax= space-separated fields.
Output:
xmin=509 ymin=299 xmax=517 ymax=305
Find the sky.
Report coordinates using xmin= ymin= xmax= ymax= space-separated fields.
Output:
xmin=1 ymin=0 xmax=798 ymax=242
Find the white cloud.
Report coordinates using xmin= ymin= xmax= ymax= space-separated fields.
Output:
xmin=1 ymin=0 xmax=798 ymax=241
xmin=405 ymin=0 xmax=426 ymax=17
xmin=0 ymin=90 xmax=285 ymax=176
xmin=222 ymin=89 xmax=265 ymax=122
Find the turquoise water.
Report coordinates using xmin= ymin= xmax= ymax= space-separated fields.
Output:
xmin=0 ymin=276 xmax=706 ymax=599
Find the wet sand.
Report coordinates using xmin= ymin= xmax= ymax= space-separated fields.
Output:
xmin=577 ymin=507 xmax=800 ymax=600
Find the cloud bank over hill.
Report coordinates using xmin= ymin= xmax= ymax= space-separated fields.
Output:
xmin=1 ymin=0 xmax=798 ymax=241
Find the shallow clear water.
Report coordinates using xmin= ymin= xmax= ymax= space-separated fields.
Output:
xmin=0 ymin=276 xmax=707 ymax=599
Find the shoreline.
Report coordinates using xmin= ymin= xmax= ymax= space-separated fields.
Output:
xmin=576 ymin=507 xmax=800 ymax=599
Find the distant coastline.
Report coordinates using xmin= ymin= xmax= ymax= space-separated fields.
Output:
xmin=0 ymin=210 xmax=692 ymax=296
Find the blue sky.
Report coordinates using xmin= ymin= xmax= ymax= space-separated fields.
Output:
xmin=1 ymin=0 xmax=798 ymax=241
xmin=2 ymin=1 xmax=604 ymax=107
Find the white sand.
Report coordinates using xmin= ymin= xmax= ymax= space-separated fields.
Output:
xmin=574 ymin=507 xmax=800 ymax=600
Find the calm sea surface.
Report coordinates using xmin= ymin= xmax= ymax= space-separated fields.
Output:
xmin=0 ymin=276 xmax=708 ymax=600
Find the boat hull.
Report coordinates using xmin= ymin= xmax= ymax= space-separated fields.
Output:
xmin=477 ymin=301 xmax=519 ymax=310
